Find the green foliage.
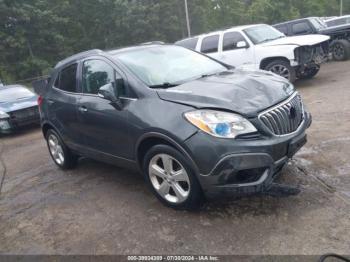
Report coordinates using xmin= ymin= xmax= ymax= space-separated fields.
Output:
xmin=0 ymin=0 xmax=348 ymax=83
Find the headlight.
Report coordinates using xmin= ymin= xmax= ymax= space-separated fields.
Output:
xmin=184 ymin=110 xmax=257 ymax=138
xmin=283 ymin=83 xmax=295 ymax=95
xmin=0 ymin=111 xmax=9 ymax=119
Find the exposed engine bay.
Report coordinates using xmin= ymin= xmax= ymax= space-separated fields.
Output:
xmin=294 ymin=41 xmax=330 ymax=66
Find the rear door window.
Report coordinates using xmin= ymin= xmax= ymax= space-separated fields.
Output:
xmin=200 ymin=35 xmax=220 ymax=53
xmin=222 ymin=32 xmax=247 ymax=51
xmin=55 ymin=64 xmax=78 ymax=93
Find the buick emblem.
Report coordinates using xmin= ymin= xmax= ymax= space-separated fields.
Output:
xmin=288 ymin=106 xmax=297 ymax=119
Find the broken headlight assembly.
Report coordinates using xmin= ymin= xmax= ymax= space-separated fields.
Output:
xmin=0 ymin=111 xmax=11 ymax=130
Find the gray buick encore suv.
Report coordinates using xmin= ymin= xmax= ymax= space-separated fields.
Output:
xmin=38 ymin=44 xmax=311 ymax=209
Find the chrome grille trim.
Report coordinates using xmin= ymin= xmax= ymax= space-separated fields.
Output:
xmin=258 ymin=92 xmax=304 ymax=136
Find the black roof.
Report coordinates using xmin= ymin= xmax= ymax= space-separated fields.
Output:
xmin=107 ymin=44 xmax=164 ymax=56
xmin=274 ymin=17 xmax=317 ymax=26
xmin=55 ymin=49 xmax=103 ymax=69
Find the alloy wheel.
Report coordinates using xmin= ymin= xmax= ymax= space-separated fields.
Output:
xmin=148 ymin=154 xmax=190 ymax=204
xmin=48 ymin=134 xmax=65 ymax=165
xmin=269 ymin=64 xmax=291 ymax=80
xmin=333 ymin=43 xmax=345 ymax=60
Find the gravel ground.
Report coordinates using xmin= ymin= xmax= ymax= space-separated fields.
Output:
xmin=0 ymin=61 xmax=349 ymax=255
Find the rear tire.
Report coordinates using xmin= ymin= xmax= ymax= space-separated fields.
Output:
xmin=297 ymin=66 xmax=320 ymax=80
xmin=264 ymin=59 xmax=296 ymax=83
xmin=331 ymin=39 xmax=350 ymax=61
xmin=143 ymin=144 xmax=203 ymax=210
xmin=45 ymin=129 xmax=78 ymax=170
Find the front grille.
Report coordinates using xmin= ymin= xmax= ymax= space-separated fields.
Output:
xmin=10 ymin=106 xmax=39 ymax=122
xmin=259 ymin=93 xmax=304 ymax=136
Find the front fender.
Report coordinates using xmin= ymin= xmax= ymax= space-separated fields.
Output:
xmin=255 ymin=45 xmax=298 ymax=66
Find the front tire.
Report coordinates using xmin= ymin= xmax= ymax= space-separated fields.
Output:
xmin=45 ymin=129 xmax=78 ymax=170
xmin=143 ymin=145 xmax=203 ymax=210
xmin=331 ymin=39 xmax=350 ymax=61
xmin=264 ymin=59 xmax=296 ymax=83
xmin=297 ymin=66 xmax=320 ymax=80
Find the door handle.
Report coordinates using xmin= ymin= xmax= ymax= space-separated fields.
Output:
xmin=47 ymin=99 xmax=55 ymax=105
xmin=78 ymin=106 xmax=88 ymax=113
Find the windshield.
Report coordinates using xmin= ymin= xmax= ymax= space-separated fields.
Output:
xmin=0 ymin=87 xmax=34 ymax=103
xmin=244 ymin=25 xmax=285 ymax=44
xmin=326 ymin=16 xmax=350 ymax=27
xmin=113 ymin=45 xmax=227 ymax=87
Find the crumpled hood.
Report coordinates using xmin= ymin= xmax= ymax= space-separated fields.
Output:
xmin=157 ymin=69 xmax=294 ymax=117
xmin=260 ymin=34 xmax=330 ymax=47
xmin=0 ymin=96 xmax=38 ymax=113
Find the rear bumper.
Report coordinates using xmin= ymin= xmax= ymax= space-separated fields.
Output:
xmin=184 ymin=111 xmax=312 ymax=198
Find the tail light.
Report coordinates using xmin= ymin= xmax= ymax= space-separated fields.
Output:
xmin=37 ymin=95 xmax=43 ymax=107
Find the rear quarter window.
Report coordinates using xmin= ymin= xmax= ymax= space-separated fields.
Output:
xmin=54 ymin=64 xmax=78 ymax=93
xmin=175 ymin=38 xmax=198 ymax=50
xmin=275 ymin=25 xmax=288 ymax=35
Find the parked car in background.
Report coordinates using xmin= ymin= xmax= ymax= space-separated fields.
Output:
xmin=274 ymin=17 xmax=350 ymax=61
xmin=38 ymin=44 xmax=311 ymax=209
xmin=175 ymin=24 xmax=329 ymax=82
xmin=325 ymin=15 xmax=350 ymax=28
xmin=0 ymin=85 xmax=39 ymax=134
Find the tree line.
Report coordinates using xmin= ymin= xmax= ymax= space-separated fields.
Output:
xmin=0 ymin=0 xmax=348 ymax=83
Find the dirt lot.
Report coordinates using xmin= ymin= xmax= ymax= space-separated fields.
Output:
xmin=0 ymin=61 xmax=350 ymax=255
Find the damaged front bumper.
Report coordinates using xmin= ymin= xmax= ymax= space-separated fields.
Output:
xmin=199 ymin=132 xmax=306 ymax=198
xmin=184 ymin=111 xmax=312 ymax=199
xmin=294 ymin=41 xmax=330 ymax=67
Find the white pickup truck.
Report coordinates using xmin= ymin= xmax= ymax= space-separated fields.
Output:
xmin=175 ymin=24 xmax=330 ymax=82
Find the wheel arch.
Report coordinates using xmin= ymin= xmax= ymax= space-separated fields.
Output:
xmin=41 ymin=121 xmax=59 ymax=138
xmin=135 ymin=132 xmax=200 ymax=175
xmin=260 ymin=56 xmax=291 ymax=69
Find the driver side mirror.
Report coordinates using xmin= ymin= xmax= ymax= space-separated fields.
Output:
xmin=98 ymin=82 xmax=118 ymax=102
xmin=237 ymin=41 xmax=248 ymax=48
xmin=98 ymin=78 xmax=125 ymax=109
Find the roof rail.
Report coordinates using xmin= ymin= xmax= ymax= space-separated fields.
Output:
xmin=55 ymin=49 xmax=104 ymax=68
xmin=176 ymin=26 xmax=238 ymax=42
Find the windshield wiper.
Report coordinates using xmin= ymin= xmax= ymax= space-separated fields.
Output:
xmin=149 ymin=82 xmax=178 ymax=89
xmin=150 ymin=71 xmax=228 ymax=88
